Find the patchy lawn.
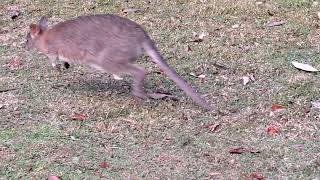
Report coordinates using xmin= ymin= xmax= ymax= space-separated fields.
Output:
xmin=1 ymin=0 xmax=319 ymax=179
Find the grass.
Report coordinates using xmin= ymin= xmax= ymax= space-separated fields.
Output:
xmin=1 ymin=0 xmax=320 ymax=179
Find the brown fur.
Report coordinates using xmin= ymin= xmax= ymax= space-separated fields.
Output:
xmin=26 ymin=14 xmax=212 ymax=110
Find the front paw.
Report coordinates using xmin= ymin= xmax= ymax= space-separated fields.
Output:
xmin=63 ymin=62 xmax=70 ymax=69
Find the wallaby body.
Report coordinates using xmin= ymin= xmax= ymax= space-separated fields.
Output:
xmin=26 ymin=14 xmax=212 ymax=110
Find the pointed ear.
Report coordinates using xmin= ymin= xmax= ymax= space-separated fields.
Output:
xmin=38 ymin=16 xmax=48 ymax=31
xmin=29 ymin=24 xmax=40 ymax=38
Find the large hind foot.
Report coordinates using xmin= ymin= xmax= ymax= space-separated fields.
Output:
xmin=125 ymin=64 xmax=147 ymax=100
xmin=132 ymin=90 xmax=148 ymax=100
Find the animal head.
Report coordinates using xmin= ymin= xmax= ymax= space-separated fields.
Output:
xmin=26 ymin=16 xmax=48 ymax=50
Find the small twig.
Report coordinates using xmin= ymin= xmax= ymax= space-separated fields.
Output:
xmin=0 ymin=88 xmax=17 ymax=93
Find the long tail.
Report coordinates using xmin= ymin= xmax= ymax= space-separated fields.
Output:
xmin=142 ymin=39 xmax=213 ymax=111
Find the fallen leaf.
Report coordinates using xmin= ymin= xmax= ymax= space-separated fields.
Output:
xmin=164 ymin=137 xmax=172 ymax=142
xmin=292 ymin=144 xmax=305 ymax=151
xmin=190 ymin=73 xmax=206 ymax=79
xmin=72 ymin=157 xmax=79 ymax=164
xmin=198 ymin=74 xmax=206 ymax=78
xmin=311 ymin=100 xmax=320 ymax=109
xmin=51 ymin=84 xmax=67 ymax=89
xmin=112 ymin=74 xmax=123 ymax=80
xmin=242 ymin=76 xmax=250 ymax=85
xmin=267 ymin=127 xmax=279 ymax=135
xmin=250 ymin=149 xmax=261 ymax=154
xmin=70 ymin=136 xmax=77 ymax=141
xmin=8 ymin=10 xmax=21 ymax=20
xmin=271 ymin=104 xmax=286 ymax=111
xmin=151 ymin=70 xmax=163 ymax=75
xmin=198 ymin=32 xmax=206 ymax=39
xmin=209 ymin=172 xmax=222 ymax=178
xmin=292 ymin=61 xmax=319 ymax=72
xmin=303 ymin=106 xmax=311 ymax=114
xmin=208 ymin=123 xmax=220 ymax=133
xmin=122 ymin=8 xmax=140 ymax=14
xmin=242 ymin=74 xmax=255 ymax=86
xmin=267 ymin=10 xmax=276 ymax=16
xmin=48 ymin=176 xmax=60 ymax=180
xmin=99 ymin=161 xmax=109 ymax=169
xmin=249 ymin=74 xmax=255 ymax=81
xmin=232 ymin=24 xmax=240 ymax=28
xmin=181 ymin=112 xmax=188 ymax=121
xmin=189 ymin=32 xmax=206 ymax=43
xmin=148 ymin=92 xmax=176 ymax=100
xmin=229 ymin=147 xmax=260 ymax=154
xmin=213 ymin=63 xmax=227 ymax=70
xmin=266 ymin=20 xmax=285 ymax=27
xmin=156 ymin=154 xmax=171 ymax=163
xmin=229 ymin=147 xmax=247 ymax=154
xmin=0 ymin=87 xmax=17 ymax=93
xmin=122 ymin=118 xmax=137 ymax=125
xmin=190 ymin=38 xmax=203 ymax=43
xmin=186 ymin=45 xmax=192 ymax=52
xmin=250 ymin=173 xmax=264 ymax=180
xmin=71 ymin=113 xmax=87 ymax=121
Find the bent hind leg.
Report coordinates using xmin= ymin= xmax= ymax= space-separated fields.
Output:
xmin=124 ymin=64 xmax=147 ymax=99
xmin=98 ymin=62 xmax=147 ymax=99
